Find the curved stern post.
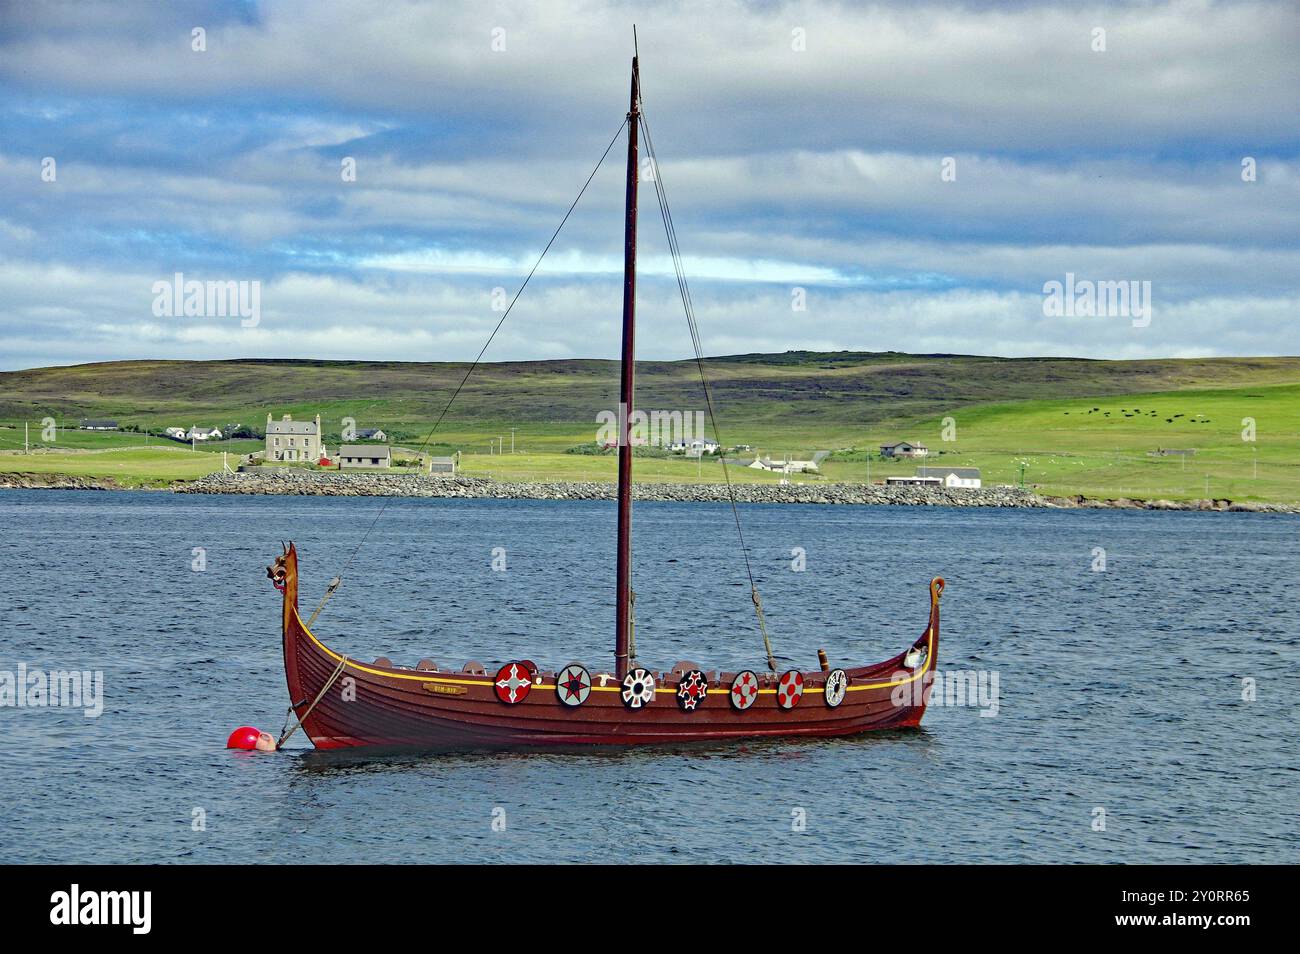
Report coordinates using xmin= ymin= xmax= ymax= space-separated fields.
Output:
xmin=917 ymin=576 xmax=943 ymax=715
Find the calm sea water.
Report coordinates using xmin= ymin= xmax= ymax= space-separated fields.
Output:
xmin=1 ymin=490 xmax=1295 ymax=864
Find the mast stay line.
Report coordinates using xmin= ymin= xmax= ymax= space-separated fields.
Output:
xmin=637 ymin=104 xmax=780 ymax=674
xmin=319 ymin=116 xmax=631 ymax=611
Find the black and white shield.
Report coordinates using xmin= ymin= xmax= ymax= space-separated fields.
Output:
xmin=621 ymin=667 xmax=656 ymax=709
xmin=675 ymin=669 xmax=709 ymax=711
xmin=824 ymin=668 xmax=848 ymax=708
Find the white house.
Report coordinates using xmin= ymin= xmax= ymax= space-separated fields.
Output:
xmin=880 ymin=441 xmax=929 ymax=458
xmin=163 ymin=427 xmax=188 ymax=441
xmin=356 ymin=428 xmax=387 ymax=441
xmin=916 ymin=466 xmax=982 ymax=488
xmin=671 ymin=438 xmax=720 ymax=458
xmin=186 ymin=426 xmax=223 ymax=441
xmin=748 ymin=451 xmax=829 ymax=474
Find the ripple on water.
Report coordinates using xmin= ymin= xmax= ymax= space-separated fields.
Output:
xmin=0 ymin=491 xmax=1296 ymax=863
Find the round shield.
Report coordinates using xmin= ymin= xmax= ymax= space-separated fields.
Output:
xmin=675 ymin=670 xmax=709 ymax=712
xmin=621 ymin=667 xmax=656 ymax=709
xmin=493 ymin=662 xmax=532 ymax=704
xmin=824 ymin=668 xmax=848 ymax=708
xmin=776 ymin=669 xmax=804 ymax=709
xmin=555 ymin=663 xmax=591 ymax=707
xmin=729 ymin=670 xmax=759 ymax=711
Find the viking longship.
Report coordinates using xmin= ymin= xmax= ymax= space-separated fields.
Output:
xmin=268 ymin=47 xmax=944 ymax=751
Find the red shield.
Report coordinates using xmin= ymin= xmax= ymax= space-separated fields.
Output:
xmin=494 ymin=662 xmax=533 ymax=704
xmin=776 ymin=670 xmax=804 ymax=710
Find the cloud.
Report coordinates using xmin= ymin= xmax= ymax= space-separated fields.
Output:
xmin=0 ymin=0 xmax=1296 ymax=368
xmin=1 ymin=260 xmax=1295 ymax=371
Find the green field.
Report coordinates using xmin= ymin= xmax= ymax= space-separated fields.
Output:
xmin=0 ymin=424 xmax=265 ymax=487
xmin=1 ymin=353 xmax=1297 ymax=501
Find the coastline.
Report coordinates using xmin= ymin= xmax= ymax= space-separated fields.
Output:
xmin=3 ymin=469 xmax=1293 ymax=513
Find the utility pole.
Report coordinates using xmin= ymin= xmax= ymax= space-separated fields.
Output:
xmin=510 ymin=428 xmax=515 ymax=454
xmin=24 ymin=421 xmax=29 ymax=454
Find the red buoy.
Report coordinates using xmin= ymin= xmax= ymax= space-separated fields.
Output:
xmin=226 ymin=726 xmax=275 ymax=751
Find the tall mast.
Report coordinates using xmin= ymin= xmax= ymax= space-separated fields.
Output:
xmin=615 ymin=55 xmax=640 ymax=680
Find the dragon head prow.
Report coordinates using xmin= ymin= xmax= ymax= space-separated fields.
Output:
xmin=267 ymin=541 xmax=298 ymax=592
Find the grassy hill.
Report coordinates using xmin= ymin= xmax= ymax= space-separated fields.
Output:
xmin=1 ymin=352 xmax=1298 ymax=500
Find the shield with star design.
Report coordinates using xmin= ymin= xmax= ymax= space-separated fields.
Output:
xmin=621 ymin=667 xmax=656 ymax=709
xmin=729 ymin=670 xmax=759 ymax=711
xmin=555 ymin=663 xmax=591 ymax=707
xmin=493 ymin=661 xmax=533 ymax=704
xmin=675 ymin=669 xmax=709 ymax=711
xmin=776 ymin=669 xmax=804 ymax=709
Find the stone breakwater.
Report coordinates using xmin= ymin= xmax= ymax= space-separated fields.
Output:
xmin=0 ymin=472 xmax=123 ymax=490
xmin=167 ymin=470 xmax=1297 ymax=512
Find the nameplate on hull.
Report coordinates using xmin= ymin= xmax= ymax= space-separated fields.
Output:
xmin=423 ymin=683 xmax=467 ymax=696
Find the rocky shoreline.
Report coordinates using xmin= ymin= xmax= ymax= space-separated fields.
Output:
xmin=2 ymin=469 xmax=1293 ymax=512
xmin=158 ymin=469 xmax=1292 ymax=512
xmin=0 ymin=473 xmax=126 ymax=491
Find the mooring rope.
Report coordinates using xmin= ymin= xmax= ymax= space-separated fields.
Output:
xmin=276 ymin=653 xmax=349 ymax=749
xmin=638 ymin=105 xmax=779 ymax=673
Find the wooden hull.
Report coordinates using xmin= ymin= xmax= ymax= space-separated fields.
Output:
xmin=274 ymin=545 xmax=943 ymax=751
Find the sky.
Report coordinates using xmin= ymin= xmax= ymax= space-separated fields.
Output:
xmin=0 ymin=0 xmax=1297 ymax=370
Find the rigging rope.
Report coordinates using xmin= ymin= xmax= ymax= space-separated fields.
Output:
xmin=323 ymin=116 xmax=631 ymax=602
xmin=637 ymin=107 xmax=779 ymax=673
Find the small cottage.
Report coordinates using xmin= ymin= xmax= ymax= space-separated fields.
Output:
xmin=885 ymin=475 xmax=943 ymax=486
xmin=880 ymin=441 xmax=928 ymax=459
xmin=748 ymin=450 xmax=829 ymax=474
xmin=916 ymin=466 xmax=982 ymax=489
xmin=339 ymin=444 xmax=391 ymax=469
xmin=670 ymin=438 xmax=720 ymax=458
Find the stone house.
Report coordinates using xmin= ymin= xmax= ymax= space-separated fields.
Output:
xmin=265 ymin=413 xmax=323 ymax=462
